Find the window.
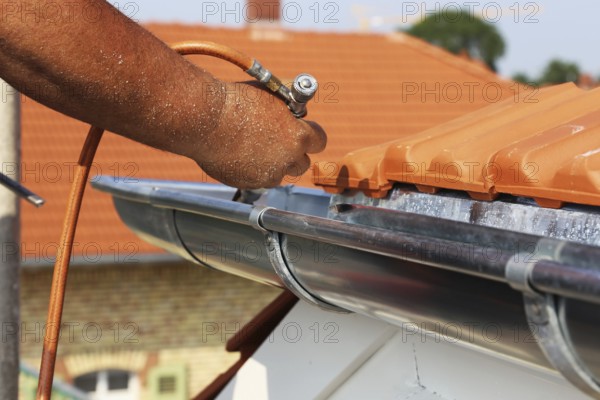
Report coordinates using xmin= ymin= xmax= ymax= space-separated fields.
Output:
xmin=73 ymin=372 xmax=97 ymax=393
xmin=158 ymin=376 xmax=176 ymax=394
xmin=108 ymin=370 xmax=130 ymax=391
xmin=73 ymin=369 xmax=139 ymax=400
xmin=147 ymin=364 xmax=187 ymax=400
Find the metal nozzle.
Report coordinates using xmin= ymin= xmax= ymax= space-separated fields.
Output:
xmin=246 ymin=60 xmax=318 ymax=118
xmin=286 ymin=73 xmax=318 ymax=118
xmin=291 ymin=74 xmax=318 ymax=103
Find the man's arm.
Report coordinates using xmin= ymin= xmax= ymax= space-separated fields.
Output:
xmin=0 ymin=0 xmax=326 ymax=188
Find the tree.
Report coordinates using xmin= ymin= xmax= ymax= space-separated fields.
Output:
xmin=512 ymin=72 xmax=540 ymax=87
xmin=405 ymin=9 xmax=505 ymax=71
xmin=512 ymin=72 xmax=535 ymax=85
xmin=512 ymin=59 xmax=582 ymax=87
xmin=538 ymin=59 xmax=580 ymax=85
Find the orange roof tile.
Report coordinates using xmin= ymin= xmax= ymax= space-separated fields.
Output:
xmin=314 ymin=83 xmax=600 ymax=208
xmin=21 ymin=24 xmax=513 ymax=259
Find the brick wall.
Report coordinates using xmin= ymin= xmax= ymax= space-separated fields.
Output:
xmin=19 ymin=260 xmax=281 ymax=397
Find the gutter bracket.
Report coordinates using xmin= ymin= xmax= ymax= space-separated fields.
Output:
xmin=250 ymin=206 xmax=348 ymax=313
xmin=505 ymin=243 xmax=600 ymax=399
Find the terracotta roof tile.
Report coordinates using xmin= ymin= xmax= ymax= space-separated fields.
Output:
xmin=21 ymin=24 xmax=512 ymax=259
xmin=314 ymin=83 xmax=600 ymax=208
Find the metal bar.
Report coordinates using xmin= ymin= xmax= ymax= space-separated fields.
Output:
xmin=0 ymin=171 xmax=44 ymax=207
xmin=531 ymin=261 xmax=600 ymax=305
xmin=260 ymin=208 xmax=512 ymax=281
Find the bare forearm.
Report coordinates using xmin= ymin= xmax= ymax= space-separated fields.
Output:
xmin=0 ymin=0 xmax=225 ymax=158
xmin=0 ymin=0 xmax=327 ymax=189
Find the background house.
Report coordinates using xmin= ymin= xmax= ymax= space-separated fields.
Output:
xmin=16 ymin=1 xmax=516 ymax=397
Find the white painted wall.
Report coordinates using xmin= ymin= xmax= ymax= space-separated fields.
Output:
xmin=218 ymin=302 xmax=588 ymax=400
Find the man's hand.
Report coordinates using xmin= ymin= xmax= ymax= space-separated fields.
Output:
xmin=0 ymin=0 xmax=327 ymax=189
xmin=194 ymin=81 xmax=327 ymax=189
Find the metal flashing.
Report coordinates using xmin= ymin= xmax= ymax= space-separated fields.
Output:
xmin=94 ymin=177 xmax=600 ymax=397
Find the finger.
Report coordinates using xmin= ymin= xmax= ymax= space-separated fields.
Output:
xmin=285 ymin=154 xmax=311 ymax=177
xmin=297 ymin=119 xmax=327 ymax=154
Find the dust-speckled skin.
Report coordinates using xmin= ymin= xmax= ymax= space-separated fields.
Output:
xmin=0 ymin=0 xmax=326 ymax=188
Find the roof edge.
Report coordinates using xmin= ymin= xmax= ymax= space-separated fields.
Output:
xmin=386 ymin=31 xmax=512 ymax=84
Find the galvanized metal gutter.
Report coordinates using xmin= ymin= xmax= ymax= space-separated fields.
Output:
xmin=93 ymin=177 xmax=600 ymax=398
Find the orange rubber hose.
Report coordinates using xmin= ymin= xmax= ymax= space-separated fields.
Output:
xmin=36 ymin=41 xmax=257 ymax=399
xmin=36 ymin=126 xmax=104 ymax=399
xmin=170 ymin=41 xmax=254 ymax=70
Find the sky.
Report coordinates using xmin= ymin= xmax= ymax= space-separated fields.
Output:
xmin=130 ymin=1 xmax=600 ymax=80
